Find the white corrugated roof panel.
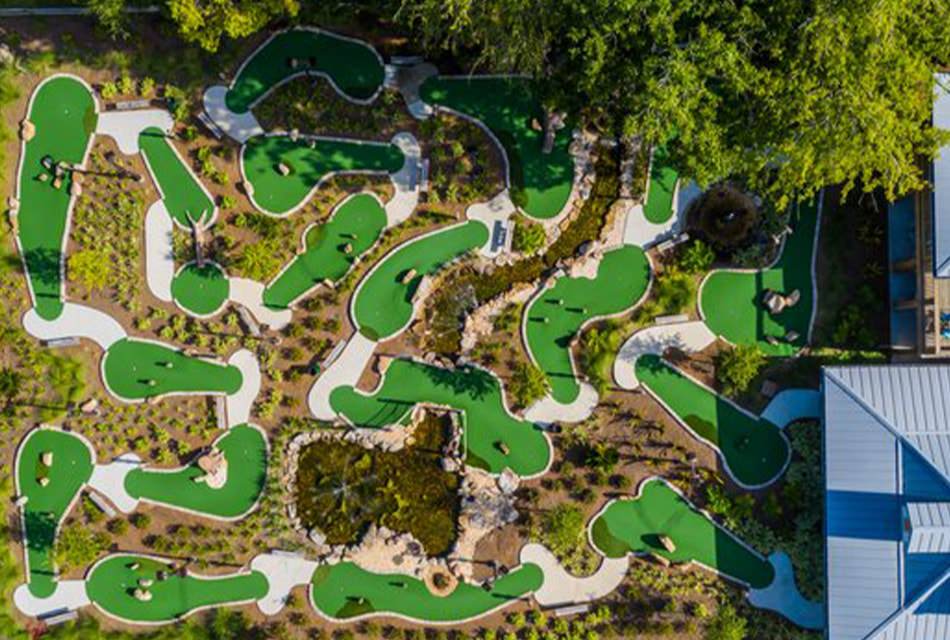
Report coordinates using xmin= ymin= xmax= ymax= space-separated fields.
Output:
xmin=907 ymin=503 xmax=950 ymax=554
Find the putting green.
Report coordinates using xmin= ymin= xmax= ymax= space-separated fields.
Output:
xmin=353 ymin=221 xmax=488 ymax=340
xmin=86 ymin=555 xmax=268 ymax=623
xmin=644 ymin=145 xmax=678 ymax=224
xmin=310 ymin=561 xmax=542 ymax=621
xmin=699 ymin=200 xmax=819 ymax=355
xmin=263 ymin=193 xmax=387 ymax=309
xmin=16 ymin=428 xmax=94 ymax=597
xmin=591 ymin=479 xmax=774 ymax=589
xmin=524 ymin=246 xmax=650 ymax=404
xmin=16 ymin=75 xmax=97 ymax=320
xmin=171 ymin=262 xmax=230 ymax=317
xmin=139 ymin=127 xmax=215 ymax=227
xmin=226 ymin=29 xmax=384 ymax=112
xmin=329 ymin=359 xmax=551 ymax=476
xmin=419 ymin=76 xmax=573 ymax=220
xmin=124 ymin=425 xmax=266 ymax=519
xmin=241 ymin=135 xmax=404 ymax=216
xmin=635 ymin=355 xmax=788 ymax=487
xmin=102 ymin=338 xmax=242 ymax=402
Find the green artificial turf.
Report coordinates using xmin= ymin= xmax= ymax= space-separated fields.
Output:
xmin=419 ymin=76 xmax=574 ymax=220
xmin=644 ymin=145 xmax=678 ymax=224
xmin=591 ymin=479 xmax=774 ymax=589
xmin=699 ymin=200 xmax=819 ymax=355
xmin=171 ymin=262 xmax=230 ymax=317
xmin=329 ymin=359 xmax=551 ymax=476
xmin=124 ymin=425 xmax=266 ymax=518
xmin=102 ymin=338 xmax=242 ymax=401
xmin=138 ymin=127 xmax=214 ymax=227
xmin=16 ymin=76 xmax=97 ymax=320
xmin=353 ymin=221 xmax=489 ymax=340
xmin=635 ymin=355 xmax=788 ymax=487
xmin=226 ymin=29 xmax=384 ymax=112
xmin=524 ymin=245 xmax=650 ymax=403
xmin=263 ymin=193 xmax=386 ymax=309
xmin=241 ymin=135 xmax=404 ymax=215
xmin=310 ymin=561 xmax=542 ymax=621
xmin=16 ymin=428 xmax=94 ymax=597
xmin=86 ymin=555 xmax=268 ymax=623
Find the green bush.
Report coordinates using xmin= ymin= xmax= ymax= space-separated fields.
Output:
xmin=512 ymin=217 xmax=546 ymax=255
xmin=69 ymin=248 xmax=111 ymax=291
xmin=677 ymin=239 xmax=715 ymax=274
xmin=55 ymin=523 xmax=110 ymax=572
xmin=508 ymin=361 xmax=549 ymax=408
xmin=704 ymin=604 xmax=747 ymax=640
xmin=715 ymin=343 xmax=766 ymax=395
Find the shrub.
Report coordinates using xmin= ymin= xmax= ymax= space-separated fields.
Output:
xmin=99 ymin=81 xmax=118 ymax=100
xmin=118 ymin=75 xmax=135 ymax=95
xmin=55 ymin=523 xmax=110 ymax=572
xmin=236 ymin=240 xmax=280 ymax=281
xmin=541 ymin=504 xmax=585 ymax=559
xmin=140 ymin=76 xmax=156 ymax=98
xmin=508 ymin=362 xmax=549 ymax=408
xmin=678 ymin=240 xmax=715 ymax=274
xmin=715 ymin=343 xmax=766 ymax=395
xmin=69 ymin=248 xmax=111 ymax=291
xmin=107 ymin=518 xmax=129 ymax=535
xmin=512 ymin=217 xmax=546 ymax=255
xmin=704 ymin=604 xmax=747 ymax=640
xmin=131 ymin=512 xmax=151 ymax=529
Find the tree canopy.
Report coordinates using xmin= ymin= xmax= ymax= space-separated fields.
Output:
xmin=401 ymin=0 xmax=950 ymax=205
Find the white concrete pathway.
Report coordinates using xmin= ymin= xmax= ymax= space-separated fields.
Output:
xmin=748 ymin=552 xmax=825 ymax=630
xmin=226 ymin=349 xmax=261 ymax=427
xmin=228 ymin=277 xmax=292 ymax=330
xmin=13 ymin=581 xmax=90 ymax=618
xmin=519 ymin=543 xmax=628 ymax=607
xmin=613 ymin=320 xmax=716 ymax=389
xmin=22 ymin=302 xmax=127 ymax=350
xmin=308 ymin=332 xmax=377 ymax=420
xmin=523 ymin=381 xmax=599 ymax=425
xmin=466 ymin=190 xmax=515 ymax=258
xmin=144 ymin=200 xmax=174 ymax=302
xmin=250 ymin=552 xmax=320 ymax=615
xmin=386 ymin=132 xmax=422 ymax=227
xmin=761 ymin=389 xmax=822 ymax=429
xmin=621 ymin=180 xmax=700 ymax=248
xmin=96 ymin=109 xmax=174 ymax=155
xmin=88 ymin=453 xmax=142 ymax=513
xmin=202 ymin=85 xmax=264 ymax=143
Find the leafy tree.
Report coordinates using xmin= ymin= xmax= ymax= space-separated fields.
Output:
xmin=167 ymin=0 xmax=300 ymax=52
xmin=678 ymin=240 xmax=715 ymax=275
xmin=705 ymin=603 xmax=748 ymax=640
xmin=541 ymin=503 xmax=585 ymax=558
xmin=55 ymin=522 xmax=110 ymax=572
xmin=236 ymin=240 xmax=280 ymax=282
xmin=512 ymin=216 xmax=546 ymax=255
xmin=0 ymin=367 xmax=21 ymax=411
xmin=87 ymin=0 xmax=128 ymax=40
xmin=68 ymin=247 xmax=111 ymax=291
xmin=508 ymin=361 xmax=549 ymax=408
xmin=716 ymin=344 xmax=767 ymax=396
xmin=401 ymin=0 xmax=950 ymax=206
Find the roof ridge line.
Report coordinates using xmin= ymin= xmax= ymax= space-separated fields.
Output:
xmin=825 ymin=369 xmax=950 ymax=488
xmin=868 ymin=566 xmax=950 ymax=639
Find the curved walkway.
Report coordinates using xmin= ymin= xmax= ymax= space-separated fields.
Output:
xmin=307 ymin=332 xmax=377 ymax=421
xmin=613 ymin=320 xmax=716 ymax=390
xmin=202 ymin=84 xmax=264 ymax=143
xmin=386 ymin=132 xmax=422 ymax=226
xmin=523 ymin=381 xmax=599 ymax=425
xmin=13 ymin=580 xmax=90 ymax=618
xmin=761 ymin=389 xmax=822 ymax=429
xmin=96 ymin=109 xmax=173 ymax=155
xmin=228 ymin=277 xmax=292 ymax=330
xmin=88 ymin=453 xmax=142 ymax=513
xmin=748 ymin=552 xmax=825 ymax=630
xmin=519 ymin=543 xmax=627 ymax=607
xmin=144 ymin=201 xmax=174 ymax=302
xmin=226 ymin=349 xmax=261 ymax=427
xmin=22 ymin=302 xmax=127 ymax=350
xmin=250 ymin=552 xmax=319 ymax=616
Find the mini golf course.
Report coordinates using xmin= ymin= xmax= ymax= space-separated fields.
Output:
xmin=353 ymin=221 xmax=489 ymax=340
xmin=241 ymin=135 xmax=404 ymax=216
xmin=16 ymin=75 xmax=97 ymax=321
xmin=139 ymin=127 xmax=215 ymax=227
xmin=310 ymin=561 xmax=543 ymax=622
xmin=524 ymin=245 xmax=650 ymax=404
xmin=699 ymin=200 xmax=819 ymax=355
xmin=591 ymin=479 xmax=774 ymax=589
xmin=329 ymin=359 xmax=551 ymax=476
xmin=634 ymin=355 xmax=789 ymax=487
xmin=171 ymin=262 xmax=230 ymax=317
xmin=86 ymin=555 xmax=268 ymax=623
xmin=124 ymin=425 xmax=267 ymax=519
xmin=263 ymin=193 xmax=387 ymax=309
xmin=102 ymin=338 xmax=242 ymax=402
xmin=644 ymin=145 xmax=678 ymax=224
xmin=225 ymin=29 xmax=384 ymax=113
xmin=419 ymin=76 xmax=574 ymax=220
xmin=17 ymin=429 xmax=94 ymax=598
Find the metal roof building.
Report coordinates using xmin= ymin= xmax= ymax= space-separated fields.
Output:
xmin=824 ymin=365 xmax=950 ymax=639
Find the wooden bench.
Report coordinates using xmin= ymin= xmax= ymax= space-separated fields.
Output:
xmin=552 ymin=603 xmax=589 ymax=617
xmin=40 ymin=610 xmax=78 ymax=625
xmin=654 ymin=313 xmax=689 ymax=326
xmin=198 ymin=111 xmax=224 ymax=139
xmin=114 ymin=99 xmax=151 ymax=111
xmin=87 ymin=491 xmax=116 ymax=519
xmin=44 ymin=337 xmax=79 ymax=348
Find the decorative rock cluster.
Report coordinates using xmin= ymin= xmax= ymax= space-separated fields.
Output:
xmin=459 ymin=283 xmax=535 ymax=354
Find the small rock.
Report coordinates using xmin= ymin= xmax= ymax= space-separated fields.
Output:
xmin=20 ymin=119 xmax=35 ymax=142
xmin=276 ymin=162 xmax=291 ymax=176
xmin=497 ymin=468 xmax=519 ymax=494
xmin=40 ymin=452 xmax=53 ymax=466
